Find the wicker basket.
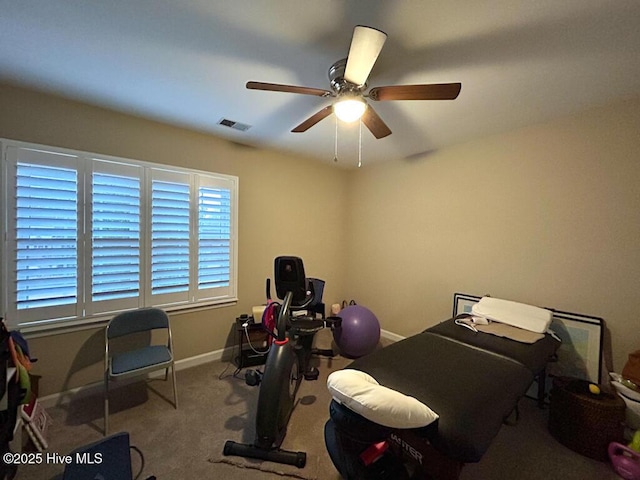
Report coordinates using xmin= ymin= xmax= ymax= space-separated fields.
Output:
xmin=549 ymin=376 xmax=625 ymax=461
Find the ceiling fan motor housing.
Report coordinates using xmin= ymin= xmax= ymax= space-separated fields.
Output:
xmin=329 ymin=58 xmax=366 ymax=95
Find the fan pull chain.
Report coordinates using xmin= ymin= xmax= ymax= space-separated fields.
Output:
xmin=358 ymin=119 xmax=362 ymax=168
xmin=333 ymin=115 xmax=338 ymax=163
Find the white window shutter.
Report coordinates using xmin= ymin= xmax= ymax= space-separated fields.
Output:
xmin=6 ymin=147 xmax=81 ymax=325
xmin=87 ymin=160 xmax=142 ymax=315
xmin=196 ymin=175 xmax=236 ymax=301
xmin=148 ymin=169 xmax=191 ymax=305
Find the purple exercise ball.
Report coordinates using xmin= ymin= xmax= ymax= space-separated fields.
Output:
xmin=334 ymin=305 xmax=381 ymax=358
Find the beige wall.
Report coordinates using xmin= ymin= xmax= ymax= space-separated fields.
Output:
xmin=0 ymin=83 xmax=349 ymax=396
xmin=2 ymin=82 xmax=638 ymax=397
xmin=345 ymin=97 xmax=640 ymax=375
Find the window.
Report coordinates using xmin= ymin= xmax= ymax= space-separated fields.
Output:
xmin=1 ymin=139 xmax=238 ymax=331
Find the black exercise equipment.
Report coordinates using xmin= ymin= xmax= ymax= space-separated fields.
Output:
xmin=223 ymin=256 xmax=340 ymax=468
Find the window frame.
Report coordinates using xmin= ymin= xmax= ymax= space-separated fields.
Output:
xmin=0 ymin=138 xmax=238 ymax=333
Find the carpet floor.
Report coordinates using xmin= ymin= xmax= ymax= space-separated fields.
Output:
xmin=13 ymin=330 xmax=622 ymax=479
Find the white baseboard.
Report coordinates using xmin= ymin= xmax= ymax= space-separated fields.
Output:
xmin=38 ymin=345 xmax=232 ymax=410
xmin=380 ymin=328 xmax=406 ymax=343
xmin=38 ymin=329 xmax=406 ymax=410
xmin=171 ymin=348 xmax=227 ymax=370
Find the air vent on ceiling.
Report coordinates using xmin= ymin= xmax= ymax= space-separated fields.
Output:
xmin=218 ymin=118 xmax=251 ymax=132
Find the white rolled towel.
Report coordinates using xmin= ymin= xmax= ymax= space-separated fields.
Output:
xmin=471 ymin=296 xmax=552 ymax=334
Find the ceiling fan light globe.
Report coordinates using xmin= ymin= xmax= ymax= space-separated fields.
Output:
xmin=334 ymin=98 xmax=367 ymax=123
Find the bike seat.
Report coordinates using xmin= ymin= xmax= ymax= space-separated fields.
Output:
xmin=290 ymin=317 xmax=325 ymax=334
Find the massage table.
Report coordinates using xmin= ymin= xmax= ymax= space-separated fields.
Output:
xmin=324 ymin=311 xmax=561 ymax=479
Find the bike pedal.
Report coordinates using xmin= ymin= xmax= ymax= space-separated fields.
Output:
xmin=304 ymin=367 xmax=320 ymax=381
xmin=245 ymin=369 xmax=263 ymax=386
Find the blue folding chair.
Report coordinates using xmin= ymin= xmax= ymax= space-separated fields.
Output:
xmin=104 ymin=308 xmax=178 ymax=435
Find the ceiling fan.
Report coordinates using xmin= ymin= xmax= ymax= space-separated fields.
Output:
xmin=246 ymin=25 xmax=461 ymax=139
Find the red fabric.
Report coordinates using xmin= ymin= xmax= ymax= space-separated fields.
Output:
xmin=262 ymin=302 xmax=277 ymax=346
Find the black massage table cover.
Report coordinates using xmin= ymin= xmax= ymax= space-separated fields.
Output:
xmin=345 ymin=318 xmax=560 ymax=463
xmin=425 ymin=318 xmax=559 ymax=375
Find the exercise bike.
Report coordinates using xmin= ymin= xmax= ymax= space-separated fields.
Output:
xmin=223 ymin=256 xmax=341 ymax=468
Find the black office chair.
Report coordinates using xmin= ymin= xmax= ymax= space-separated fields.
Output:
xmin=104 ymin=308 xmax=178 ymax=436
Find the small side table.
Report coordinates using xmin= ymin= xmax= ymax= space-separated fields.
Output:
xmin=234 ymin=321 xmax=270 ymax=369
xmin=548 ymin=376 xmax=625 ymax=461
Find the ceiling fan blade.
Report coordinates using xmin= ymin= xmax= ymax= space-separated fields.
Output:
xmin=361 ymin=104 xmax=392 ymax=139
xmin=368 ymin=83 xmax=462 ymax=101
xmin=291 ymin=106 xmax=333 ymax=133
xmin=344 ymin=26 xmax=387 ymax=87
xmin=246 ymin=81 xmax=332 ymax=97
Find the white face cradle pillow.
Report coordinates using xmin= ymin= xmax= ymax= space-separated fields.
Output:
xmin=471 ymin=296 xmax=552 ymax=334
xmin=327 ymin=369 xmax=438 ymax=429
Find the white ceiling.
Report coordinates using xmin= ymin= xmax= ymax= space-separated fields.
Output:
xmin=2 ymin=1 xmax=640 ymax=167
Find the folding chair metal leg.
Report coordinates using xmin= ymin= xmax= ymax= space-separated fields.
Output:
xmin=104 ymin=373 xmax=110 ymax=436
xmin=171 ymin=363 xmax=178 ymax=409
